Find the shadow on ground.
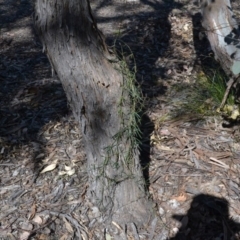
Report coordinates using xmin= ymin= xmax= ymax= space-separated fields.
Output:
xmin=0 ymin=0 xmax=69 ymax=170
xmin=169 ymin=194 xmax=240 ymax=239
xmin=0 ymin=0 xmax=32 ymax=27
xmin=0 ymin=0 xmax=185 ymax=177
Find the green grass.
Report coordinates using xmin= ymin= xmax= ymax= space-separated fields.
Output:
xmin=101 ymin=40 xmax=144 ymax=177
xmin=204 ymin=69 xmax=234 ymax=106
xmin=170 ymin=68 xmax=235 ymax=118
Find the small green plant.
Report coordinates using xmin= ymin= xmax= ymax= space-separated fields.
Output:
xmin=203 ymin=69 xmax=234 ymax=106
xmin=98 ymin=40 xmax=144 ymax=184
xmin=169 ymin=68 xmax=235 ymax=119
xmin=114 ymin=41 xmax=143 ymax=165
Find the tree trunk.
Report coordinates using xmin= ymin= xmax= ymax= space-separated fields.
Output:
xmin=34 ymin=0 xmax=153 ymax=225
xmin=200 ymin=0 xmax=240 ymax=76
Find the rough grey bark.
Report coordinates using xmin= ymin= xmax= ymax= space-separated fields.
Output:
xmin=34 ymin=0 xmax=153 ymax=225
xmin=200 ymin=0 xmax=240 ymax=76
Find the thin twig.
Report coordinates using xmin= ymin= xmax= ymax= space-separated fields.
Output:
xmin=220 ymin=78 xmax=235 ymax=109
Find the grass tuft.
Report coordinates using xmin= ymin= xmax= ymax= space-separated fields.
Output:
xmin=170 ymin=68 xmax=235 ymax=119
xmin=101 ymin=40 xmax=144 ymax=179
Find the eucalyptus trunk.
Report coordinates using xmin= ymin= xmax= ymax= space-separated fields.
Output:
xmin=200 ymin=0 xmax=240 ymax=76
xmin=34 ymin=0 xmax=152 ymax=225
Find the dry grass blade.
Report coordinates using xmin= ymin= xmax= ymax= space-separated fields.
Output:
xmin=209 ymin=157 xmax=229 ymax=169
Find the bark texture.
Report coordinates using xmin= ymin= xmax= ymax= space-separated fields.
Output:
xmin=200 ymin=0 xmax=240 ymax=76
xmin=34 ymin=0 xmax=152 ymax=224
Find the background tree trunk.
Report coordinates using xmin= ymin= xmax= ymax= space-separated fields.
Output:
xmin=34 ymin=0 xmax=153 ymax=225
xmin=200 ymin=0 xmax=240 ymax=76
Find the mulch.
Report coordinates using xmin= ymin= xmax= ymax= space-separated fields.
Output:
xmin=1 ymin=0 xmax=240 ymax=239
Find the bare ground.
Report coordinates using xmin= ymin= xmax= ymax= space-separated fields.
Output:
xmin=1 ymin=0 xmax=240 ymax=239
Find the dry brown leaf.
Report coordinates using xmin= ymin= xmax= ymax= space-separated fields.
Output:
xmin=105 ymin=233 xmax=112 ymax=240
xmin=59 ymin=165 xmax=76 ymax=176
xmin=71 ymin=159 xmax=79 ymax=164
xmin=156 ymin=145 xmax=172 ymax=151
xmin=63 ymin=217 xmax=74 ymax=233
xmin=64 ymin=165 xmax=72 ymax=171
xmin=54 ymin=122 xmax=61 ymax=129
xmin=66 ymin=169 xmax=75 ymax=176
xmin=38 ymin=234 xmax=49 ymax=240
xmin=20 ymin=231 xmax=30 ymax=240
xmin=150 ymin=133 xmax=158 ymax=143
xmin=28 ymin=202 xmax=36 ymax=220
xmin=183 ymin=23 xmax=189 ymax=31
xmin=6 ymin=233 xmax=15 ymax=240
xmin=59 ymin=233 xmax=69 ymax=240
xmin=32 ymin=215 xmax=43 ymax=225
xmin=20 ymin=222 xmax=33 ymax=231
xmin=40 ymin=162 xmax=57 ymax=174
xmin=58 ymin=171 xmax=67 ymax=176
xmin=172 ymin=193 xmax=187 ymax=202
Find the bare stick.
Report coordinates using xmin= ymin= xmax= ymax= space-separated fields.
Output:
xmin=220 ymin=78 xmax=235 ymax=110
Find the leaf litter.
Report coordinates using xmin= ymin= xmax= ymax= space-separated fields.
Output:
xmin=1 ymin=0 xmax=240 ymax=239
